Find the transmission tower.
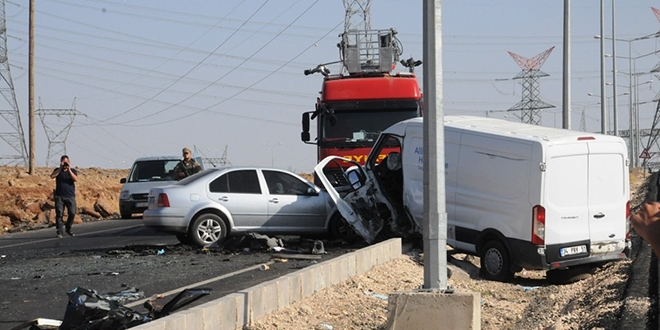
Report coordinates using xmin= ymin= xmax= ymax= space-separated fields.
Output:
xmin=197 ymin=144 xmax=231 ymax=168
xmin=507 ymin=47 xmax=556 ymax=125
xmin=343 ymin=0 xmax=371 ymax=32
xmin=0 ymin=0 xmax=27 ymax=166
xmin=36 ymin=99 xmax=83 ymax=167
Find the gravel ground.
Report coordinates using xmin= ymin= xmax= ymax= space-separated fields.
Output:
xmin=244 ymin=242 xmax=648 ymax=330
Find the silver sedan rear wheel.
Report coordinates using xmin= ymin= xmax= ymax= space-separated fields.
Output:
xmin=189 ymin=213 xmax=227 ymax=247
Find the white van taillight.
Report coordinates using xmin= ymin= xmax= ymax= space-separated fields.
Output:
xmin=157 ymin=193 xmax=170 ymax=207
xmin=532 ymin=205 xmax=545 ymax=245
xmin=625 ymin=200 xmax=631 ymax=239
xmin=577 ymin=136 xmax=595 ymax=141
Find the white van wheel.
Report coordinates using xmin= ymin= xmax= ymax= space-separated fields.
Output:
xmin=479 ymin=241 xmax=513 ymax=282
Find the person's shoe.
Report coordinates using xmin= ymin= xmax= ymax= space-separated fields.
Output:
xmin=56 ymin=232 xmax=63 ymax=238
xmin=66 ymin=229 xmax=75 ymax=237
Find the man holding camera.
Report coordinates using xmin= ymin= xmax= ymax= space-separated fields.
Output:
xmin=50 ymin=155 xmax=79 ymax=238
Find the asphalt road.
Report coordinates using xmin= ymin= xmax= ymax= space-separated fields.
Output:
xmin=0 ymin=220 xmax=362 ymax=329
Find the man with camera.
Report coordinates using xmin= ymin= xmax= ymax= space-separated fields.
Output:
xmin=50 ymin=155 xmax=79 ymax=238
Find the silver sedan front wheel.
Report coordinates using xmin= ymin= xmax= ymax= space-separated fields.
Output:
xmin=189 ymin=213 xmax=227 ymax=247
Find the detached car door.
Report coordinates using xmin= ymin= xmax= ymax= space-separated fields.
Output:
xmin=314 ymin=156 xmax=388 ymax=243
xmin=207 ymin=169 xmax=268 ymax=229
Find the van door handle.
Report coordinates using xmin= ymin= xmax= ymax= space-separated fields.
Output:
xmin=594 ymin=213 xmax=605 ymax=219
xmin=269 ymin=198 xmax=279 ymax=203
xmin=218 ymin=196 xmax=228 ymax=202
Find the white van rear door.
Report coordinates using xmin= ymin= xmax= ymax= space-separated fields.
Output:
xmin=586 ymin=141 xmax=628 ymax=245
xmin=544 ymin=140 xmax=628 ymax=247
xmin=544 ymin=144 xmax=591 ymax=245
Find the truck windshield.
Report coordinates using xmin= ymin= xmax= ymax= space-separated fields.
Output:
xmin=321 ymin=108 xmax=418 ymax=147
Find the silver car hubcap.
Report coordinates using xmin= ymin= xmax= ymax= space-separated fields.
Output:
xmin=197 ymin=219 xmax=222 ymax=243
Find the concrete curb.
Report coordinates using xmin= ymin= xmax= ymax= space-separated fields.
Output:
xmin=132 ymin=238 xmax=403 ymax=330
xmin=619 ymin=236 xmax=653 ymax=329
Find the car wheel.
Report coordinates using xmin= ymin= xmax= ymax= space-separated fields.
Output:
xmin=188 ymin=213 xmax=227 ymax=248
xmin=329 ymin=213 xmax=361 ymax=243
xmin=120 ymin=211 xmax=132 ymax=219
xmin=479 ymin=241 xmax=513 ymax=282
xmin=176 ymin=233 xmax=193 ymax=245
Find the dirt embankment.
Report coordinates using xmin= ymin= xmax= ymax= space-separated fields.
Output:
xmin=0 ymin=166 xmax=129 ymax=234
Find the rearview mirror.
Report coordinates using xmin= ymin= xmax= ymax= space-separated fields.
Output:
xmin=301 ymin=112 xmax=311 ymax=142
xmin=345 ymin=168 xmax=365 ymax=190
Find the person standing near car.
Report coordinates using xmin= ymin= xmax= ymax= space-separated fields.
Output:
xmin=50 ymin=155 xmax=78 ymax=238
xmin=631 ymin=201 xmax=660 ymax=256
xmin=174 ymin=147 xmax=201 ymax=180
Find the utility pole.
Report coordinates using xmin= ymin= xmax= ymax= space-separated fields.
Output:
xmin=28 ymin=0 xmax=35 ymax=173
xmin=599 ymin=0 xmax=607 ymax=134
xmin=562 ymin=0 xmax=571 ymax=129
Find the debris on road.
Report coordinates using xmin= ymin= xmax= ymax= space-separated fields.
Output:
xmin=18 ymin=286 xmax=212 ymax=330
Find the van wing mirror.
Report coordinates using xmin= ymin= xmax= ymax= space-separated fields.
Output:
xmin=345 ymin=167 xmax=365 ymax=190
xmin=120 ymin=178 xmax=127 ymax=184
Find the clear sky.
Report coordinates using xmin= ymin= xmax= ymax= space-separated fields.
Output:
xmin=1 ymin=0 xmax=659 ymax=172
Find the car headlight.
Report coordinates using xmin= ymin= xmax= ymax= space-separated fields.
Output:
xmin=120 ymin=190 xmax=130 ymax=199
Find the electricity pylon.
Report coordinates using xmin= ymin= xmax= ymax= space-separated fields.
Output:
xmin=508 ymin=47 xmax=556 ymax=125
xmin=198 ymin=144 xmax=231 ymax=168
xmin=343 ymin=0 xmax=371 ymax=32
xmin=0 ymin=0 xmax=27 ymax=166
xmin=36 ymin=99 xmax=83 ymax=167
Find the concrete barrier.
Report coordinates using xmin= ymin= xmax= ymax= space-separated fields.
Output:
xmin=132 ymin=238 xmax=403 ymax=330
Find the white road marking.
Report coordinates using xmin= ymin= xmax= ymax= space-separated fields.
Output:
xmin=124 ymin=260 xmax=276 ymax=308
xmin=0 ymin=225 xmax=144 ymax=249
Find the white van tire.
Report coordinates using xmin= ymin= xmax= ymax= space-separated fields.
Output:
xmin=546 ymin=265 xmax=595 ymax=284
xmin=479 ymin=241 xmax=513 ymax=282
xmin=189 ymin=213 xmax=227 ymax=247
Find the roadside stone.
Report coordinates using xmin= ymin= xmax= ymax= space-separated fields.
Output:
xmin=81 ymin=206 xmax=102 ymax=219
xmin=1 ymin=209 xmax=23 ymax=223
xmin=0 ymin=215 xmax=11 ymax=229
xmin=94 ymin=198 xmax=113 ymax=218
xmin=26 ymin=202 xmax=43 ymax=215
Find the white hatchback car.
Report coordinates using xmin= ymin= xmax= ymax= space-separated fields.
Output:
xmin=142 ymin=167 xmax=354 ymax=247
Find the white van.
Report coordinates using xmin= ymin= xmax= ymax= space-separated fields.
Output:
xmin=315 ymin=116 xmax=631 ymax=281
xmin=119 ymin=155 xmax=204 ymax=219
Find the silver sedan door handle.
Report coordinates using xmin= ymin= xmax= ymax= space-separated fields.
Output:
xmin=218 ymin=196 xmax=228 ymax=202
xmin=269 ymin=198 xmax=279 ymax=203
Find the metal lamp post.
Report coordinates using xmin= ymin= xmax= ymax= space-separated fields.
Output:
xmin=595 ymin=32 xmax=660 ymax=167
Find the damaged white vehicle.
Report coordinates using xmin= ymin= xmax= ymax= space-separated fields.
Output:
xmin=315 ymin=116 xmax=631 ymax=282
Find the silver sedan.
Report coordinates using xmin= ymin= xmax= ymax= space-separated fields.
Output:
xmin=143 ymin=167 xmax=354 ymax=247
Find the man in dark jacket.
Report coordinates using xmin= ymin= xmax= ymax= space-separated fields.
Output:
xmin=50 ymin=155 xmax=79 ymax=238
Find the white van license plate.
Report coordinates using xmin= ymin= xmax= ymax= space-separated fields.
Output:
xmin=560 ymin=245 xmax=587 ymax=257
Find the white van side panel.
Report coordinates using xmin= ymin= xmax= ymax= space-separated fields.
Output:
xmin=444 ymin=128 xmax=461 ymax=242
xmin=401 ymin=125 xmax=424 ymax=230
xmin=452 ymin=132 xmax=534 ymax=247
